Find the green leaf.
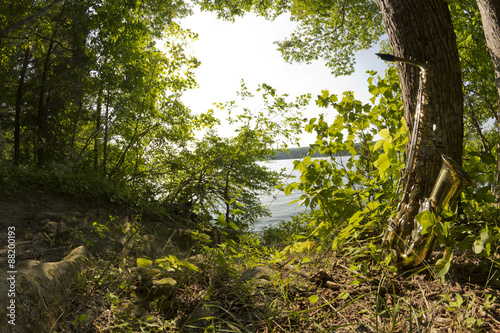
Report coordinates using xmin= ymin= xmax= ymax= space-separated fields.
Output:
xmin=379 ymin=128 xmax=390 ymax=139
xmin=78 ymin=314 xmax=89 ymax=322
xmin=348 ymin=211 xmax=364 ymax=225
xmin=338 ymin=291 xmax=350 ymax=299
xmin=479 ymin=152 xmax=495 ymax=165
xmin=374 ymin=153 xmax=390 ymax=174
xmin=180 ymin=261 xmax=199 ymax=272
xmin=217 ymin=214 xmax=227 ymax=226
xmin=416 ymin=211 xmax=436 ymax=235
xmin=308 ymin=294 xmax=319 ymax=304
xmin=230 ymin=209 xmax=245 ymax=215
xmin=435 ymin=247 xmax=453 ymax=278
xmin=373 ymin=139 xmax=384 ymax=151
xmin=154 ymin=277 xmax=177 ymax=286
xmin=137 ymin=257 xmax=153 ymax=268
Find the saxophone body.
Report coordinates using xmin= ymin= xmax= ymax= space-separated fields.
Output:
xmin=377 ymin=54 xmax=473 ymax=269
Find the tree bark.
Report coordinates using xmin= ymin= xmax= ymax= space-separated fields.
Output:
xmin=14 ymin=46 xmax=31 ymax=165
xmin=37 ymin=38 xmax=55 ymax=166
xmin=476 ymin=0 xmax=500 ymax=202
xmin=375 ymin=0 xmax=464 ymax=195
xmin=94 ymin=89 xmax=102 ymax=171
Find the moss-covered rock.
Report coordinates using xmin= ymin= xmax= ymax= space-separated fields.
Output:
xmin=0 ymin=246 xmax=89 ymax=332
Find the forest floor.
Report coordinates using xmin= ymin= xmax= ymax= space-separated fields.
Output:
xmin=1 ymin=189 xmax=500 ymax=332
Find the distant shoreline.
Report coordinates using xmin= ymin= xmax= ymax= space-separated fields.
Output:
xmin=270 ymin=146 xmax=360 ymax=160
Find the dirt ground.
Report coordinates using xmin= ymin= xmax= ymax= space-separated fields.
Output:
xmin=1 ymin=190 xmax=500 ymax=332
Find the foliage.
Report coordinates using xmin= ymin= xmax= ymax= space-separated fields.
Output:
xmin=450 ymin=0 xmax=499 ymax=155
xmin=158 ymin=82 xmax=310 ymax=229
xmin=282 ymin=68 xmax=406 ymax=252
xmin=0 ymin=0 xmax=197 ymax=177
xmin=278 ymin=67 xmax=500 ymax=277
xmin=192 ymin=0 xmax=384 ymax=76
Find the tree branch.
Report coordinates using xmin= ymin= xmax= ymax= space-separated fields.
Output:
xmin=0 ymin=0 xmax=67 ymax=37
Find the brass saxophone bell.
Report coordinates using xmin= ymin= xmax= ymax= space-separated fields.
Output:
xmin=398 ymin=154 xmax=473 ymax=268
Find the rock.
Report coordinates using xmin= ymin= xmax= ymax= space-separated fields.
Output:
xmin=41 ymin=220 xmax=68 ymax=238
xmin=0 ymin=246 xmax=89 ymax=332
xmin=238 ymin=265 xmax=277 ymax=286
xmin=31 ymin=212 xmax=67 ymax=223
xmin=187 ymin=302 xmax=219 ymax=330
xmin=17 ymin=260 xmax=41 ymax=269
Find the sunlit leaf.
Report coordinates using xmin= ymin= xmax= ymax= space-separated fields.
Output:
xmin=308 ymin=295 xmax=319 ymax=304
xmin=137 ymin=257 xmax=153 ymax=268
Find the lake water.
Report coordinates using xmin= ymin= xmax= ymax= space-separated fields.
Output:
xmin=252 ymin=155 xmax=352 ymax=231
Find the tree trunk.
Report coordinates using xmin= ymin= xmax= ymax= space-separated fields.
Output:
xmin=94 ymin=89 xmax=102 ymax=171
xmin=375 ymin=0 xmax=464 ymax=196
xmin=476 ymin=0 xmax=500 ymax=203
xmin=103 ymin=99 xmax=109 ymax=174
xmin=37 ymin=39 xmax=55 ymax=166
xmin=14 ymin=46 xmax=31 ymax=165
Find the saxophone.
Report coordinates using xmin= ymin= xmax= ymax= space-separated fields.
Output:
xmin=377 ymin=54 xmax=473 ymax=269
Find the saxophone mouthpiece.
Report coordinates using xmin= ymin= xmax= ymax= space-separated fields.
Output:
xmin=376 ymin=53 xmax=397 ymax=62
xmin=376 ymin=53 xmax=427 ymax=70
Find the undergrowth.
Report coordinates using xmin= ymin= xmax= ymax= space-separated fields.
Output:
xmin=48 ymin=208 xmax=500 ymax=333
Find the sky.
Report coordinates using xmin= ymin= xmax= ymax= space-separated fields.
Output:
xmin=175 ymin=9 xmax=389 ymax=146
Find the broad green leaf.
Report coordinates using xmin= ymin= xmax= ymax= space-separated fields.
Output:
xmin=180 ymin=261 xmax=199 ymax=272
xmin=338 ymin=291 xmax=350 ymax=299
xmin=77 ymin=314 xmax=89 ymax=322
xmin=137 ymin=257 xmax=153 ymax=268
xmin=217 ymin=214 xmax=227 ymax=226
xmin=230 ymin=209 xmax=245 ymax=215
xmin=374 ymin=154 xmax=390 ymax=174
xmin=373 ymin=139 xmax=384 ymax=151
xmin=308 ymin=295 xmax=319 ymax=304
xmin=154 ymin=277 xmax=177 ymax=286
xmin=435 ymin=247 xmax=453 ymax=278
xmin=379 ymin=128 xmax=391 ymax=139
xmin=416 ymin=211 xmax=436 ymax=235
xmin=348 ymin=211 xmax=364 ymax=225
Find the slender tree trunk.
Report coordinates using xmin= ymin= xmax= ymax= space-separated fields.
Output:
xmin=70 ymin=93 xmax=84 ymax=165
xmin=14 ymin=46 xmax=30 ymax=165
xmin=103 ymin=99 xmax=109 ymax=174
xmin=375 ymin=0 xmax=464 ymax=196
xmin=37 ymin=39 xmax=55 ymax=166
xmin=476 ymin=0 xmax=500 ymax=203
xmin=94 ymin=89 xmax=102 ymax=171
xmin=224 ymin=163 xmax=234 ymax=224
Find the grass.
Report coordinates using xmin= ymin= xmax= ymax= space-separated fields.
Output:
xmin=2 ymin=165 xmax=498 ymax=332
xmin=56 ymin=217 xmax=500 ymax=332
